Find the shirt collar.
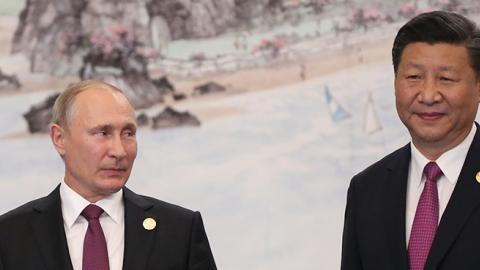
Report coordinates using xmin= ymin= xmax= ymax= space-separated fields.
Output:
xmin=410 ymin=124 xmax=476 ymax=188
xmin=60 ymin=179 xmax=124 ymax=229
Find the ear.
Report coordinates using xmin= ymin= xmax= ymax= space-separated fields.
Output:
xmin=477 ymin=80 xmax=480 ymax=103
xmin=50 ymin=124 xmax=66 ymax=156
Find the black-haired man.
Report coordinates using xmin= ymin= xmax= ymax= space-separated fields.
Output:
xmin=342 ymin=11 xmax=480 ymax=270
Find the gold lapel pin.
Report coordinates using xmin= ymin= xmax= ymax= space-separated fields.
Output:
xmin=476 ymin=172 xmax=480 ymax=183
xmin=143 ymin=217 xmax=156 ymax=231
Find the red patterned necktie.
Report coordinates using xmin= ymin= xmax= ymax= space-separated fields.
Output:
xmin=408 ymin=161 xmax=442 ymax=270
xmin=81 ymin=204 xmax=110 ymax=270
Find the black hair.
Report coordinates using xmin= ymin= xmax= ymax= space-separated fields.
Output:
xmin=392 ymin=11 xmax=480 ymax=78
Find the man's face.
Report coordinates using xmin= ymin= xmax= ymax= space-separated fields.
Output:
xmin=53 ymin=88 xmax=137 ymax=202
xmin=395 ymin=42 xmax=480 ymax=158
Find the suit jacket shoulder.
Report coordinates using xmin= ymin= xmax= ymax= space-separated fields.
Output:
xmin=350 ymin=143 xmax=411 ymax=190
xmin=124 ymin=188 xmax=195 ymax=217
xmin=0 ymin=186 xmax=72 ymax=270
xmin=0 ymin=185 xmax=61 ymax=237
xmin=0 ymin=188 xmax=58 ymax=223
xmin=122 ymin=187 xmax=217 ymax=270
xmin=0 ymin=198 xmax=42 ymax=225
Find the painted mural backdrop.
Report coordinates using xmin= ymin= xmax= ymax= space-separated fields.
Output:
xmin=1 ymin=0 xmax=479 ymax=269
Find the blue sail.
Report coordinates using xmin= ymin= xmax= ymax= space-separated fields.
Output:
xmin=324 ymin=86 xmax=350 ymax=122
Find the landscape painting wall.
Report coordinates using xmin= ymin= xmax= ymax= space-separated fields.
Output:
xmin=1 ymin=0 xmax=478 ymax=269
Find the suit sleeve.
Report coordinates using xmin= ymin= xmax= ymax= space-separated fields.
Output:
xmin=341 ymin=179 xmax=363 ymax=270
xmin=187 ymin=212 xmax=217 ymax=270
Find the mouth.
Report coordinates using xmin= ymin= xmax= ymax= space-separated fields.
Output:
xmin=101 ymin=167 xmax=127 ymax=174
xmin=416 ymin=112 xmax=445 ymax=121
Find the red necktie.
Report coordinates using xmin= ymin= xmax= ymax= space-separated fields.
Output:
xmin=81 ymin=204 xmax=110 ymax=270
xmin=408 ymin=162 xmax=442 ymax=270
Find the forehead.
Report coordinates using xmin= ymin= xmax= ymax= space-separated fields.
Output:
xmin=70 ymin=87 xmax=135 ymax=126
xmin=400 ymin=42 xmax=470 ymax=70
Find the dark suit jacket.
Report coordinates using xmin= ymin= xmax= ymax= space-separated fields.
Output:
xmin=0 ymin=186 xmax=217 ymax=270
xmin=341 ymin=126 xmax=480 ymax=270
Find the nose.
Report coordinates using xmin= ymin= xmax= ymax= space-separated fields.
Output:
xmin=418 ymin=77 xmax=442 ymax=105
xmin=109 ymin=134 xmax=127 ymax=160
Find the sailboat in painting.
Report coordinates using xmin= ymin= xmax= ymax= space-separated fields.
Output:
xmin=324 ymin=86 xmax=350 ymax=122
xmin=364 ymin=92 xmax=382 ymax=134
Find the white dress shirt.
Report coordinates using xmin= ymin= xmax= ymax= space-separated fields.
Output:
xmin=405 ymin=124 xmax=476 ymax=244
xmin=60 ymin=180 xmax=125 ymax=270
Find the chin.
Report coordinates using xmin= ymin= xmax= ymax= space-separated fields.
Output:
xmin=99 ymin=185 xmax=124 ymax=197
xmin=412 ymin=129 xmax=448 ymax=144
xmin=100 ymin=177 xmax=128 ymax=190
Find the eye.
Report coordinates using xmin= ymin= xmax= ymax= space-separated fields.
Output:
xmin=440 ymin=76 xmax=453 ymax=81
xmin=406 ymin=75 xmax=420 ymax=80
xmin=123 ymin=129 xmax=136 ymax=137
xmin=95 ymin=130 xmax=108 ymax=137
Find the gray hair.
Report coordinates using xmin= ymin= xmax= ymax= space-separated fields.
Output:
xmin=51 ymin=80 xmax=124 ymax=127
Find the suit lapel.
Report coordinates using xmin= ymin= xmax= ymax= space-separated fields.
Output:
xmin=30 ymin=186 xmax=73 ymax=270
xmin=425 ymin=128 xmax=480 ymax=270
xmin=382 ymin=144 xmax=410 ymax=270
xmin=122 ymin=188 xmax=157 ymax=270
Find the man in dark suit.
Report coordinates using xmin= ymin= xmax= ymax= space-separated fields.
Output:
xmin=0 ymin=80 xmax=217 ymax=270
xmin=341 ymin=11 xmax=480 ymax=270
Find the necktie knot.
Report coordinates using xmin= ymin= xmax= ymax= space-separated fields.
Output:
xmin=81 ymin=204 xmax=104 ymax=221
xmin=424 ymin=161 xmax=442 ymax=183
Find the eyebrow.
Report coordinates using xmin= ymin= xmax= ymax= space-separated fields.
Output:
xmin=88 ymin=122 xmax=137 ymax=132
xmin=124 ymin=122 xmax=137 ymax=131
xmin=438 ymin=66 xmax=456 ymax=72
xmin=405 ymin=62 xmax=423 ymax=69
xmin=88 ymin=124 xmax=113 ymax=133
xmin=405 ymin=62 xmax=456 ymax=72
